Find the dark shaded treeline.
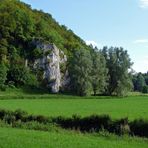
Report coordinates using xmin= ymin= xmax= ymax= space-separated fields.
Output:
xmin=132 ymin=72 xmax=148 ymax=93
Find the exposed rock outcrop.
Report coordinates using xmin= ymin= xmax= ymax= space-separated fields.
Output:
xmin=34 ymin=42 xmax=67 ymax=93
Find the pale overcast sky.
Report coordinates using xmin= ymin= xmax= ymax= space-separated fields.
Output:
xmin=21 ymin=0 xmax=148 ymax=73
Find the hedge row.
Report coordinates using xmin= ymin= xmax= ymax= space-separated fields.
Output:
xmin=0 ymin=109 xmax=148 ymax=138
xmin=53 ymin=115 xmax=130 ymax=135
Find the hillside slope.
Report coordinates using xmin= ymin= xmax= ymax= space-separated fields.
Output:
xmin=0 ymin=0 xmax=89 ymax=56
xmin=0 ymin=0 xmax=92 ymax=92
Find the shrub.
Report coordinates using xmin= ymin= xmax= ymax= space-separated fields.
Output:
xmin=80 ymin=115 xmax=111 ymax=132
xmin=7 ymin=65 xmax=38 ymax=87
xmin=0 ymin=109 xmax=7 ymax=119
xmin=0 ymin=109 xmax=148 ymax=138
xmin=12 ymin=121 xmax=54 ymax=132
xmin=7 ymin=81 xmax=15 ymax=88
xmin=109 ymin=118 xmax=130 ymax=135
xmin=25 ymin=73 xmax=39 ymax=87
xmin=53 ymin=114 xmax=111 ymax=132
xmin=0 ymin=84 xmax=7 ymax=91
xmin=130 ymin=119 xmax=148 ymax=137
xmin=3 ymin=113 xmax=16 ymax=124
xmin=25 ymin=115 xmax=37 ymax=122
xmin=36 ymin=115 xmax=50 ymax=123
xmin=142 ymin=85 xmax=148 ymax=94
xmin=14 ymin=109 xmax=28 ymax=121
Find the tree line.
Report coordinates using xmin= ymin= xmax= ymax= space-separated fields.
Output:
xmin=68 ymin=46 xmax=133 ymax=96
xmin=132 ymin=72 xmax=148 ymax=93
xmin=0 ymin=0 xmax=141 ymax=97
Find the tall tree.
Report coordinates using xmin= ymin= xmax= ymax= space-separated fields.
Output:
xmin=102 ymin=47 xmax=133 ymax=96
xmin=136 ymin=73 xmax=146 ymax=92
xmin=68 ymin=49 xmax=92 ymax=96
xmin=91 ymin=47 xmax=108 ymax=95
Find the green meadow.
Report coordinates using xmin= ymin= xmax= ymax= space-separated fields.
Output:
xmin=0 ymin=95 xmax=147 ymax=120
xmin=0 ymin=90 xmax=148 ymax=148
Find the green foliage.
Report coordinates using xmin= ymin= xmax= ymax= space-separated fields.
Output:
xmin=7 ymin=66 xmax=27 ymax=86
xmin=0 ymin=0 xmax=89 ymax=91
xmin=0 ymin=39 xmax=8 ymax=54
xmin=130 ymin=119 xmax=148 ymax=137
xmin=133 ymin=73 xmax=147 ymax=93
xmin=142 ymin=85 xmax=148 ymax=94
xmin=1 ymin=109 xmax=148 ymax=138
xmin=32 ymin=48 xmax=43 ymax=59
xmin=25 ymin=72 xmax=39 ymax=87
xmin=102 ymin=47 xmax=133 ymax=96
xmin=68 ymin=49 xmax=92 ymax=96
xmin=91 ymin=47 xmax=108 ymax=95
xmin=54 ymin=114 xmax=111 ymax=133
xmin=0 ymin=62 xmax=7 ymax=89
xmin=7 ymin=65 xmax=38 ymax=87
xmin=0 ymin=0 xmax=135 ymax=96
xmin=136 ymin=73 xmax=146 ymax=92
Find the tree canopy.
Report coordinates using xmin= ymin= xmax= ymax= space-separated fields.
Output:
xmin=0 ymin=0 xmax=135 ymax=96
xmin=102 ymin=47 xmax=133 ymax=96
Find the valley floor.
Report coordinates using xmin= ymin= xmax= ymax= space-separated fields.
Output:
xmin=0 ymin=95 xmax=147 ymax=120
xmin=0 ymin=90 xmax=148 ymax=147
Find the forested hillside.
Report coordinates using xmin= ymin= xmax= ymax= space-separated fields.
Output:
xmin=0 ymin=0 xmax=133 ymax=96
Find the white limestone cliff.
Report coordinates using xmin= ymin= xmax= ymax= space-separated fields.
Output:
xmin=34 ymin=42 xmax=67 ymax=93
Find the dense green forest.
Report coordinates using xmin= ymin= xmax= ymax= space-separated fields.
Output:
xmin=0 ymin=0 xmax=90 ymax=91
xmin=0 ymin=0 xmax=143 ymax=96
xmin=132 ymin=72 xmax=148 ymax=93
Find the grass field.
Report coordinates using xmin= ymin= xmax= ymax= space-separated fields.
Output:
xmin=0 ymin=127 xmax=147 ymax=148
xmin=0 ymin=89 xmax=148 ymax=148
xmin=0 ymin=95 xmax=147 ymax=120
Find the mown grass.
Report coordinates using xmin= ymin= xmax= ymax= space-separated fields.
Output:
xmin=0 ymin=89 xmax=148 ymax=147
xmin=0 ymin=127 xmax=147 ymax=148
xmin=0 ymin=96 xmax=147 ymax=120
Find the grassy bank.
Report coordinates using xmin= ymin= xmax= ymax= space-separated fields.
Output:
xmin=0 ymin=127 xmax=147 ymax=148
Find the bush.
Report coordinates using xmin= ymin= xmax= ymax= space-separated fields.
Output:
xmin=3 ymin=113 xmax=16 ymax=124
xmin=142 ymin=85 xmax=148 ymax=94
xmin=0 ymin=109 xmax=148 ymax=138
xmin=25 ymin=73 xmax=39 ymax=87
xmin=81 ymin=115 xmax=111 ymax=132
xmin=0 ymin=109 xmax=7 ymax=119
xmin=53 ymin=114 xmax=111 ymax=132
xmin=12 ymin=121 xmax=55 ymax=132
xmin=0 ymin=84 xmax=7 ymax=91
xmin=14 ymin=109 xmax=28 ymax=121
xmin=7 ymin=81 xmax=15 ymax=88
xmin=109 ymin=118 xmax=130 ymax=135
xmin=7 ymin=65 xmax=38 ymax=87
xmin=130 ymin=119 xmax=148 ymax=137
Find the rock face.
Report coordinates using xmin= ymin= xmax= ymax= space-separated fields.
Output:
xmin=34 ymin=42 xmax=67 ymax=93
